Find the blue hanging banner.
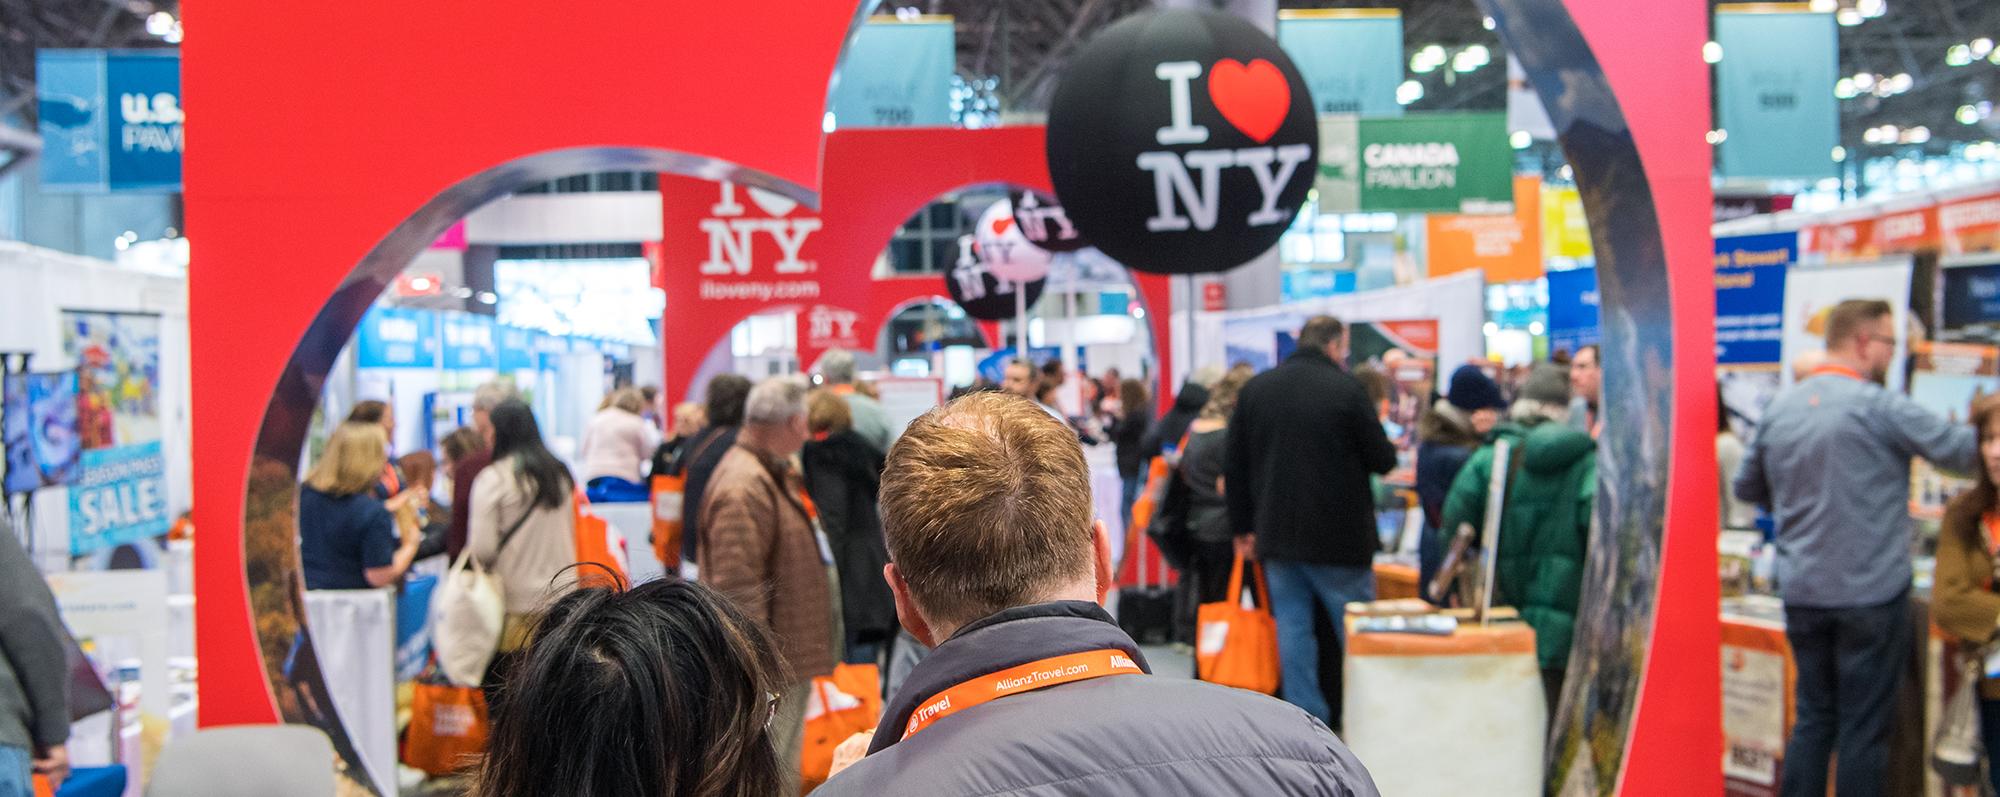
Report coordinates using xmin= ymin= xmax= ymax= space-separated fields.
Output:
xmin=441 ymin=313 xmax=497 ymax=371
xmin=355 ymin=306 xmax=437 ymax=369
xmin=1277 ymin=9 xmax=1405 ymax=117
xmin=827 ymin=16 xmax=955 ymax=128
xmin=1281 ymin=269 xmax=1356 ymax=302
xmin=1714 ymin=6 xmax=1837 ymax=180
xmin=1545 ymin=267 xmax=1601 ymax=358
xmin=69 ymin=442 xmax=170 ymax=556
xmin=1714 ymin=232 xmax=1795 ymax=365
xmin=36 ymin=49 xmax=182 ymax=193
xmin=496 ymin=326 xmax=536 ymax=372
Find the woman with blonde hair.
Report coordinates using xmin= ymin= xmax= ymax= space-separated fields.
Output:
xmin=1170 ymin=367 xmax=1253 ymax=656
xmin=299 ymin=421 xmax=420 ymax=589
xmin=580 ymin=387 xmax=658 ymax=502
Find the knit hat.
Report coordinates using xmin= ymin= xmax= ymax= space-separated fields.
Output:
xmin=1446 ymin=365 xmax=1506 ymax=412
xmin=1519 ymin=362 xmax=1572 ymax=406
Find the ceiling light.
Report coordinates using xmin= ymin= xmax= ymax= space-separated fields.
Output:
xmin=1808 ymin=0 xmax=1836 ymax=11
xmin=1559 ymin=164 xmax=1573 ymax=181
xmin=1949 ymin=45 xmax=1976 ymax=67
xmin=1706 ymin=129 xmax=1728 ymax=145
xmin=1962 ymin=105 xmax=1983 ymax=125
xmin=1420 ymin=44 xmax=1445 ymax=62
xmin=1837 ymin=9 xmax=1863 ymax=26
xmin=1834 ymin=78 xmax=1858 ymax=99
xmin=1904 ymin=126 xmax=1931 ymax=144
xmin=163 ymin=22 xmax=181 ymax=44
xmin=1462 ymin=44 xmax=1490 ymax=67
xmin=1529 ymin=321 xmax=1546 ymax=336
xmin=1451 ymin=50 xmax=1482 ymax=73
xmin=1396 ymin=80 xmax=1425 ymax=105
xmin=1816 ymin=177 xmax=1842 ymax=192
xmin=1510 ymin=130 xmax=1532 ymax=150
xmin=1832 ymin=146 xmax=1847 ymax=161
xmin=1890 ymin=73 xmax=1912 ymax=93
xmin=1974 ymin=38 xmax=1995 ymax=58
xmin=1991 ymin=49 xmax=2000 ymax=65
xmin=1703 ymin=41 xmax=1723 ymax=64
xmin=1856 ymin=0 xmax=1886 ymax=18
xmin=145 ymin=11 xmax=174 ymax=36
xmin=1482 ymin=16 xmax=1496 ymax=31
xmin=1410 ymin=52 xmax=1438 ymax=74
xmin=476 ymin=291 xmax=498 ymax=305
xmin=1853 ymin=72 xmax=1875 ymax=89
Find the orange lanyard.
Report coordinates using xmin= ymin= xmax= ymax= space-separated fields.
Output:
xmin=1983 ymin=512 xmax=2000 ymax=560
xmin=795 ymin=486 xmax=821 ymax=523
xmin=1810 ymin=364 xmax=1867 ymax=382
xmin=900 ymin=649 xmax=1144 ymax=740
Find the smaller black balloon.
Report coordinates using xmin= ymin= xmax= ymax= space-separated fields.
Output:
xmin=945 ymin=237 xmax=1047 ymax=321
xmin=1009 ymin=189 xmax=1089 ymax=253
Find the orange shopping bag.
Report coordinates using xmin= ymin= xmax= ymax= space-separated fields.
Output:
xmin=571 ymin=490 xmax=629 ymax=589
xmin=801 ymin=663 xmax=882 ymax=791
xmin=649 ymin=473 xmax=685 ymax=571
xmin=1196 ymin=553 xmax=1280 ymax=695
xmin=401 ymin=677 xmax=490 ymax=776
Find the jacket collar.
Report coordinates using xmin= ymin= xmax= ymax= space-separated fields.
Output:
xmin=1288 ymin=346 xmax=1341 ymax=370
xmin=867 ymin=601 xmax=1149 ymax=754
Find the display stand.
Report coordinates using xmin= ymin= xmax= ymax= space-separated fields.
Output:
xmin=1342 ymin=615 xmax=1543 ymax=796
xmin=301 ymin=589 xmax=395 ymax=797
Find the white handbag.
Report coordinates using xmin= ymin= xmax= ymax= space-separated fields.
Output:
xmin=429 ymin=509 xmax=528 ymax=687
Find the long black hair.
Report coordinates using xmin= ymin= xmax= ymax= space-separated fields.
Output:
xmin=489 ymin=400 xmax=572 ymax=509
xmin=471 ymin=577 xmax=787 ymax=797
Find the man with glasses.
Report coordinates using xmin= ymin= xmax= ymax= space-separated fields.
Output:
xmin=1735 ymin=298 xmax=1975 ymax=797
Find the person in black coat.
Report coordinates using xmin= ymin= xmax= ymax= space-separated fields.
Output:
xmin=1224 ymin=316 xmax=1397 ymax=726
xmin=1414 ymin=364 xmax=1506 ymax=601
xmin=1139 ymin=380 xmax=1211 ymax=461
xmin=1106 ymin=378 xmax=1154 ymax=526
xmin=802 ymin=390 xmax=896 ymax=665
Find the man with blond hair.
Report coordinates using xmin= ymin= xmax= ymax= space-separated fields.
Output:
xmin=818 ymin=392 xmax=1378 ymax=796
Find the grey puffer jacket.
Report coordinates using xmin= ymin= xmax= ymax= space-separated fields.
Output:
xmin=817 ymin=601 xmax=1379 ymax=797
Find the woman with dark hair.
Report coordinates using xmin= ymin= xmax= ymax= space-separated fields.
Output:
xmin=674 ymin=374 xmax=755 ymax=565
xmin=346 ymin=399 xmax=404 ymax=497
xmin=1932 ymin=395 xmax=2000 ymax=793
xmin=468 ymin=400 xmax=578 ymax=698
xmin=1107 ymin=378 xmax=1153 ymax=525
xmin=469 ymin=578 xmax=787 ymax=797
xmin=801 ymin=389 xmax=893 ymax=666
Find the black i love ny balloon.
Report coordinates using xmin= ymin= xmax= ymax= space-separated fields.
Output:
xmin=1046 ymin=10 xmax=1317 ymax=275
xmin=944 ymin=234 xmax=1047 ymax=321
xmin=1009 ymin=189 xmax=1089 ymax=253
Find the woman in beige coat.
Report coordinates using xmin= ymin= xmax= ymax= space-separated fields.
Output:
xmin=1932 ymin=394 xmax=2000 ymax=795
xmin=468 ymin=400 xmax=578 ymax=703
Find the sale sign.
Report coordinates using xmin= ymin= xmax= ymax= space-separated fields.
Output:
xmin=1046 ymin=9 xmax=1318 ymax=274
xmin=69 ymin=441 xmax=170 ymax=556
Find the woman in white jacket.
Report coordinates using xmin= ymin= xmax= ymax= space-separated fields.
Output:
xmin=578 ymin=388 xmax=658 ymax=502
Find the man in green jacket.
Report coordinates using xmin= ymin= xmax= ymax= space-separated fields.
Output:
xmin=1439 ymin=363 xmax=1595 ymax=717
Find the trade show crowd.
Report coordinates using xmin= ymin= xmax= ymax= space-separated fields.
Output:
xmin=12 ymin=302 xmax=1993 ymax=797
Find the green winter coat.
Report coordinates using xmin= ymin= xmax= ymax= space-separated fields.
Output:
xmin=1439 ymin=420 xmax=1596 ymax=671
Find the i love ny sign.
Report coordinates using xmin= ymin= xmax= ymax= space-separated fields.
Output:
xmin=1046 ymin=10 xmax=1317 ymax=275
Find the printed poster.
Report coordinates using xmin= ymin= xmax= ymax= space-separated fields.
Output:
xmin=61 ymin=310 xmax=163 ymax=449
xmin=1906 ymin=342 xmax=1997 ymax=519
xmin=68 ymin=441 xmax=170 ymax=557
xmin=1778 ymin=260 xmax=1912 ymax=390
xmin=1348 ymin=319 xmax=1439 ymax=482
xmin=2 ymin=372 xmax=81 ymax=493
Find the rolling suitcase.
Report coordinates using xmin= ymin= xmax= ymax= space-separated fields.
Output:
xmin=1116 ymin=529 xmax=1176 ymax=645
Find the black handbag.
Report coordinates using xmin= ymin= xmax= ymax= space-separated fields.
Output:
xmin=1117 ymin=520 xmax=1176 ymax=646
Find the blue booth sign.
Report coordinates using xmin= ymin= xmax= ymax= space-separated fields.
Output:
xmin=1942 ymin=262 xmax=2000 ymax=331
xmin=69 ymin=442 xmax=169 ymax=556
xmin=442 ymin=313 xmax=496 ymax=370
xmin=1545 ymin=267 xmax=1601 ymax=358
xmin=1714 ymin=232 xmax=1794 ymax=365
xmin=356 ymin=306 xmax=437 ymax=369
xmin=37 ymin=50 xmax=182 ymax=192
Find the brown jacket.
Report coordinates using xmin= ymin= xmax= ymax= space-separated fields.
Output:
xmin=699 ymin=444 xmax=838 ymax=682
xmin=1934 ymin=494 xmax=2000 ymax=698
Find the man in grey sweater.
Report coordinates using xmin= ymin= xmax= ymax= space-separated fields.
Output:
xmin=0 ymin=517 xmax=69 ymax=795
xmin=1735 ymin=299 xmax=1976 ymax=797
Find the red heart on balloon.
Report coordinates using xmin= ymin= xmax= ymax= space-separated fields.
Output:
xmin=992 ymin=217 xmax=1015 ymax=236
xmin=1207 ymin=58 xmax=1290 ymax=144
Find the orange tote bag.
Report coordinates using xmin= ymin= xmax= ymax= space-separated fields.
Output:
xmin=1195 ymin=553 xmax=1280 ymax=695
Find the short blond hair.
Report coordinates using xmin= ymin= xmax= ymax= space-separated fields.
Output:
xmin=306 ymin=422 xmax=389 ymax=497
xmin=607 ymin=387 xmax=647 ymax=415
xmin=807 ymin=389 xmax=852 ymax=436
xmin=880 ymin=392 xmax=1094 ymax=629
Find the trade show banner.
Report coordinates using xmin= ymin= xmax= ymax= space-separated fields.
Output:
xmin=440 ymin=313 xmax=496 ymax=371
xmin=35 ymin=50 xmax=183 ymax=192
xmin=1780 ymin=260 xmax=1913 ymax=389
xmin=1800 ymin=217 xmax=1877 ymax=264
xmin=1713 ymin=232 xmax=1795 ymax=366
xmin=62 ymin=310 xmax=164 ymax=449
xmin=1545 ymin=267 xmax=1601 ymax=357
xmin=1942 ymin=192 xmax=2000 ymax=256
xmin=1276 ymin=9 xmax=1404 ymax=116
xmin=1713 ymin=5 xmax=1837 ymax=180
xmin=1876 ymin=205 xmax=1939 ymax=254
xmin=1357 ymin=113 xmax=1512 ymax=213
xmin=495 ymin=325 xmax=535 ymax=372
xmin=69 ymin=440 xmax=170 ymax=556
xmin=1425 ymin=176 xmax=1543 ymax=282
xmin=1280 ymin=268 xmax=1356 ymax=302
xmin=355 ymin=306 xmax=438 ymax=369
xmin=826 ymin=16 xmax=954 ymax=128
xmin=1542 ymin=184 xmax=1593 ymax=259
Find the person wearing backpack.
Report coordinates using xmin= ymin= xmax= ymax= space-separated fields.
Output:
xmin=1438 ymin=362 xmax=1591 ymax=716
xmin=467 ymin=400 xmax=579 ymax=705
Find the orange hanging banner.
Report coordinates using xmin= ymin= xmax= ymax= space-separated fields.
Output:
xmin=901 ymin=648 xmax=1144 ymax=740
